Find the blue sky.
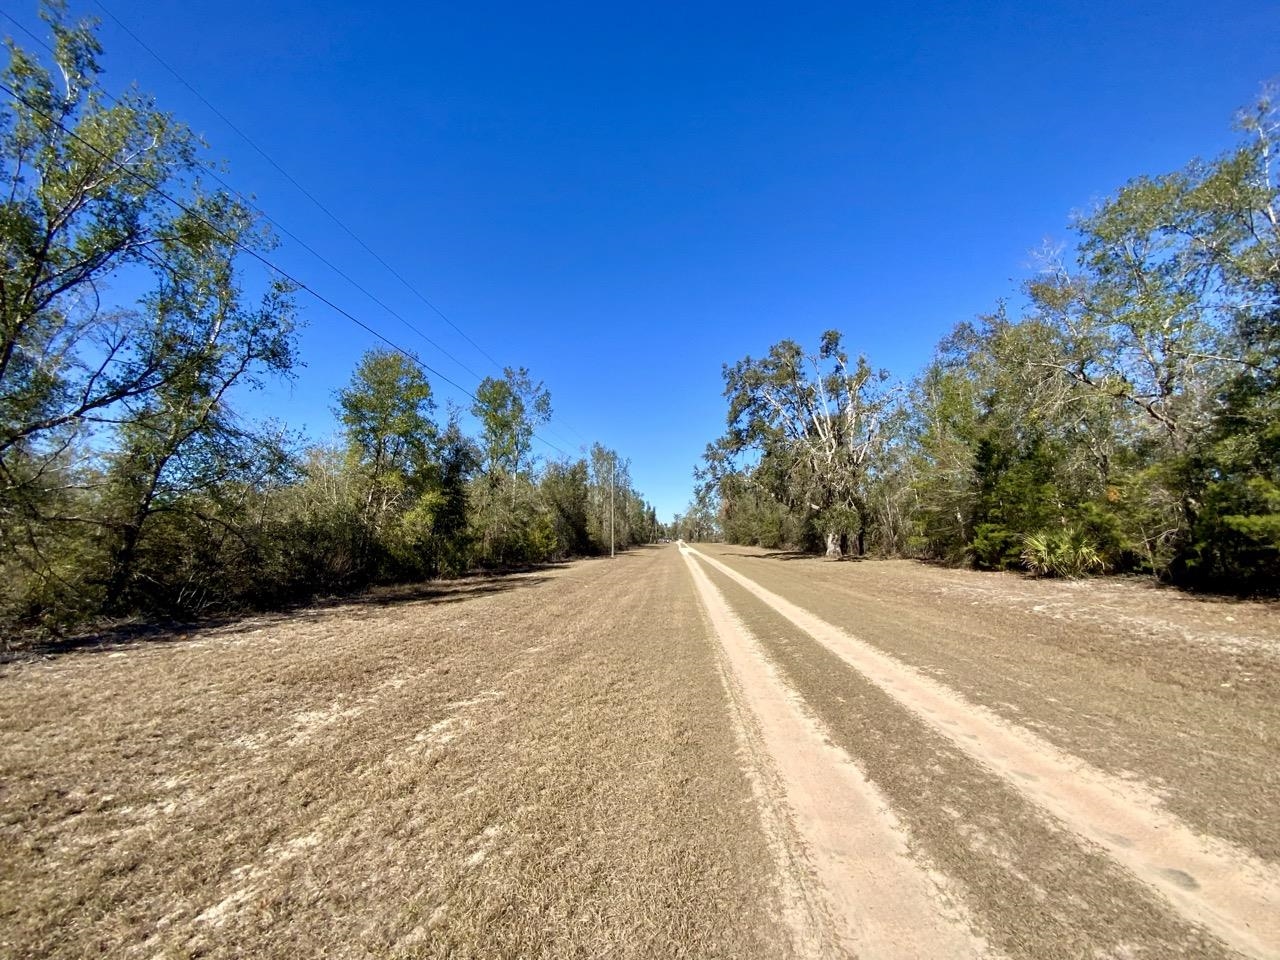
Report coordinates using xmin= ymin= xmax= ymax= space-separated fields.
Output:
xmin=5 ymin=1 xmax=1274 ymax=519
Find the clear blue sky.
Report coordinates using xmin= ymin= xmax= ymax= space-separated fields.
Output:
xmin=6 ymin=1 xmax=1274 ymax=519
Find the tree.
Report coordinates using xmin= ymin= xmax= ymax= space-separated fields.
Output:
xmin=709 ymin=331 xmax=901 ymax=557
xmin=471 ymin=367 xmax=551 ymax=481
xmin=1014 ymin=90 xmax=1280 ymax=582
xmin=426 ymin=414 xmax=479 ymax=573
xmin=101 ymin=205 xmax=298 ymax=607
xmin=673 ymin=487 xmax=720 ymax=543
xmin=906 ymin=343 xmax=985 ymax=562
xmin=539 ymin=458 xmax=593 ymax=557
xmin=0 ymin=8 xmax=666 ymax=638
xmin=333 ymin=349 xmax=478 ymax=581
xmin=1172 ymin=93 xmax=1280 ymax=587
xmin=0 ymin=7 xmax=299 ymax=625
xmin=587 ymin=443 xmax=622 ymax=552
xmin=469 ymin=367 xmax=551 ymax=564
xmin=3 ymin=7 xmax=206 ymax=503
xmin=337 ymin=349 xmax=435 ymax=523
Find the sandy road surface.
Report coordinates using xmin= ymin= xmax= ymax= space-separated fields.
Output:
xmin=682 ymin=545 xmax=987 ymax=960
xmin=686 ymin=543 xmax=1280 ymax=959
xmin=4 ymin=543 xmax=1278 ymax=958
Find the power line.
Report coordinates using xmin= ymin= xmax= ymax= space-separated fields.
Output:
xmin=0 ymin=77 xmax=572 ymax=459
xmin=3 ymin=9 xmax=587 ymax=457
xmin=86 ymin=0 xmax=596 ymax=449
xmin=0 ymin=8 xmax=487 ymax=387
xmin=90 ymin=0 xmax=509 ymax=375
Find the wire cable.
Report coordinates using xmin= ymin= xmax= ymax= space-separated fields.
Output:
xmin=90 ymin=0 xmax=508 ymax=374
xmin=0 ymin=76 xmax=572 ymax=458
xmin=0 ymin=8 xmax=487 ymax=387
xmin=87 ymin=0 xmax=595 ymax=447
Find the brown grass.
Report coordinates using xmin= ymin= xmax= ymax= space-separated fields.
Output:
xmin=0 ymin=547 xmax=789 ymax=959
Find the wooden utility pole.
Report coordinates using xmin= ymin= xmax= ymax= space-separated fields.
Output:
xmin=610 ymin=458 xmax=615 ymax=558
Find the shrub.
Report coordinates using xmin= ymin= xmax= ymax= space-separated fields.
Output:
xmin=1021 ymin=527 xmax=1106 ymax=578
xmin=970 ymin=522 xmax=1023 ymax=570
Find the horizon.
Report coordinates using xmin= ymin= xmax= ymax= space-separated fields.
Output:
xmin=3 ymin=0 xmax=1272 ymax=519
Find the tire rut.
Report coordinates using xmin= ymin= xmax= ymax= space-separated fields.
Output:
xmin=682 ymin=545 xmax=988 ymax=960
xmin=687 ymin=545 xmax=1280 ymax=960
xmin=702 ymin=547 xmax=1280 ymax=862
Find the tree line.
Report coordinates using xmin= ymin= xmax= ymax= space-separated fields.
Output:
xmin=0 ymin=9 xmax=657 ymax=639
xmin=700 ymin=91 xmax=1278 ymax=592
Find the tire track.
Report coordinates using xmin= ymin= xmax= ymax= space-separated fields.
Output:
xmin=681 ymin=545 xmax=988 ymax=960
xmin=700 ymin=546 xmax=1280 ymax=863
xmin=701 ymin=555 xmax=1239 ymax=958
xmin=686 ymin=544 xmax=1280 ymax=960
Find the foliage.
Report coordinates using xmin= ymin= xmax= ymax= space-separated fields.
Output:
xmin=704 ymin=331 xmax=901 ymax=557
xmin=1020 ymin=528 xmax=1107 ymax=578
xmin=673 ymin=486 xmax=721 ymax=543
xmin=0 ymin=13 xmax=660 ymax=641
xmin=0 ymin=4 xmax=301 ymax=631
xmin=704 ymin=89 xmax=1279 ymax=593
xmin=472 ymin=367 xmax=551 ymax=477
xmin=469 ymin=367 xmax=553 ymax=565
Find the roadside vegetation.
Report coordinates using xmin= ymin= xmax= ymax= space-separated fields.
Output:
xmin=0 ymin=9 xmax=659 ymax=641
xmin=697 ymin=90 xmax=1279 ymax=592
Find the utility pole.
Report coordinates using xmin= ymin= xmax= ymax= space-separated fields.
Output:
xmin=609 ymin=458 xmax=615 ymax=559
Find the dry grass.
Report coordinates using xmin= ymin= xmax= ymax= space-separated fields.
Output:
xmin=0 ymin=548 xmax=789 ymax=959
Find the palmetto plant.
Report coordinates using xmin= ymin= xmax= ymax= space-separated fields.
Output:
xmin=1021 ymin=527 xmax=1107 ymax=578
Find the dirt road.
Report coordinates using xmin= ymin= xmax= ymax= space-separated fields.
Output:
xmin=3 ymin=544 xmax=1277 ymax=958
xmin=684 ymin=543 xmax=1280 ymax=959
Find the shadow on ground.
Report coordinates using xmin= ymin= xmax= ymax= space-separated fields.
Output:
xmin=3 ymin=568 xmax=558 ymax=664
xmin=714 ymin=548 xmax=867 ymax=563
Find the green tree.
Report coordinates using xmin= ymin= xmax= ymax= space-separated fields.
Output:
xmin=102 ymin=206 xmax=298 ymax=607
xmin=2 ymin=8 xmax=206 ymax=496
xmin=469 ymin=367 xmax=551 ymax=564
xmin=337 ymin=349 xmax=435 ymax=522
xmin=588 ymin=443 xmax=630 ymax=553
xmin=1174 ymin=95 xmax=1280 ymax=588
xmin=539 ymin=458 xmax=593 ymax=557
xmin=334 ymin=349 xmax=459 ymax=580
xmin=710 ymin=331 xmax=901 ymax=557
xmin=0 ymin=7 xmax=299 ymax=627
xmin=1017 ymin=91 xmax=1280 ymax=582
xmin=471 ymin=367 xmax=551 ymax=480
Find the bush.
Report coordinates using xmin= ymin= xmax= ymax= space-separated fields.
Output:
xmin=969 ymin=522 xmax=1023 ymax=570
xmin=1021 ymin=527 xmax=1106 ymax=578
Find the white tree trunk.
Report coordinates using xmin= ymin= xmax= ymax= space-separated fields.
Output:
xmin=825 ymin=530 xmax=842 ymax=559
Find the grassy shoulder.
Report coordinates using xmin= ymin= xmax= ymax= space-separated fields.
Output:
xmin=0 ymin=545 xmax=788 ymax=959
